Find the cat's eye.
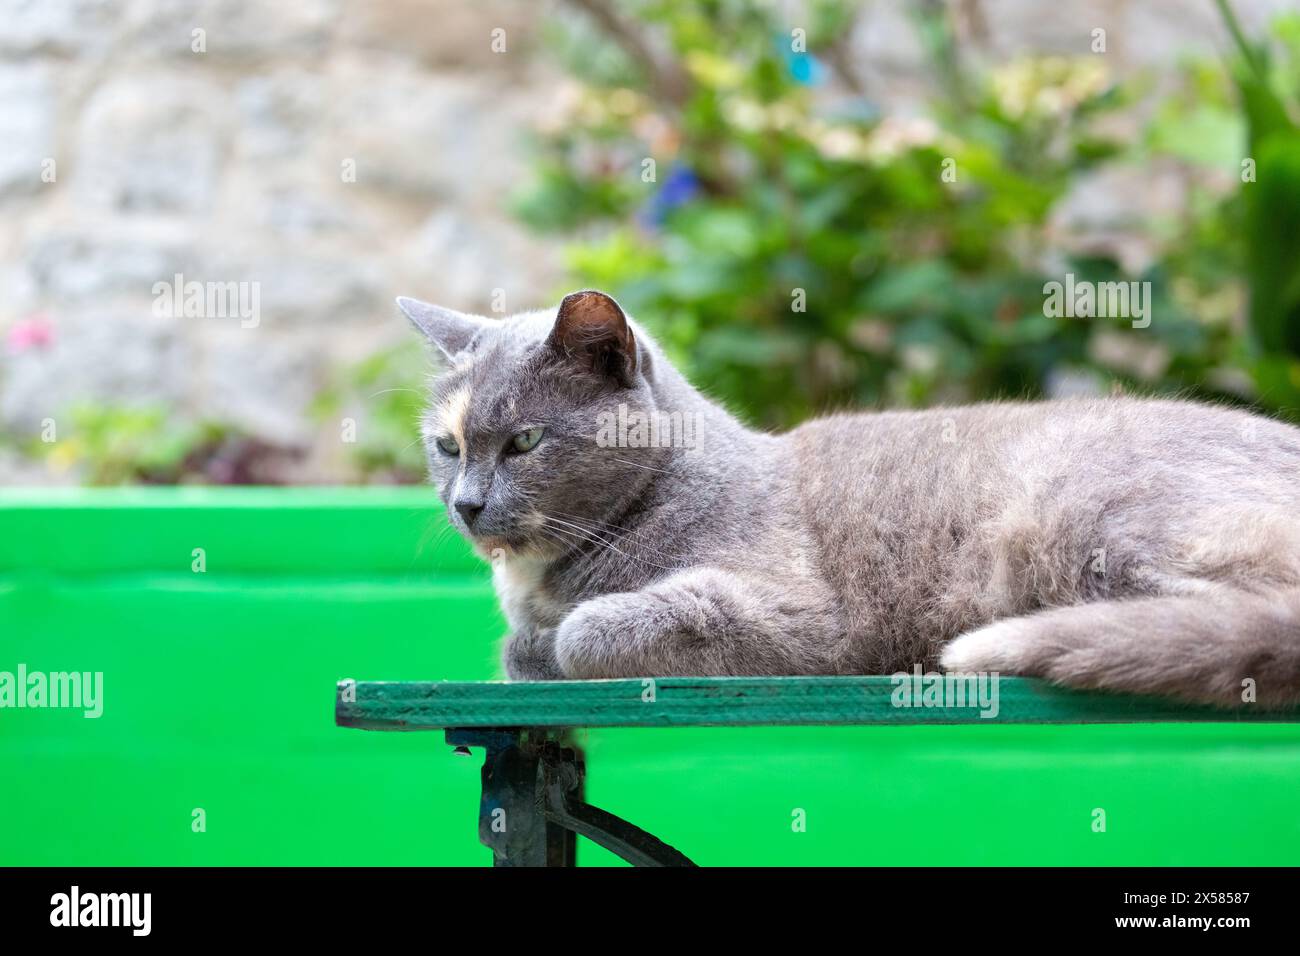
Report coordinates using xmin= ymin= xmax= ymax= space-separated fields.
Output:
xmin=435 ymin=435 xmax=460 ymax=456
xmin=511 ymin=427 xmax=545 ymax=453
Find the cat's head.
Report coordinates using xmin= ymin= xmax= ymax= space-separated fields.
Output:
xmin=399 ymin=290 xmax=669 ymax=560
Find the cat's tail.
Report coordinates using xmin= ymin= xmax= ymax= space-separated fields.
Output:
xmin=939 ymin=587 xmax=1300 ymax=709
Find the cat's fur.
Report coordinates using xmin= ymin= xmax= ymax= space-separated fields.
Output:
xmin=400 ymin=290 xmax=1300 ymax=708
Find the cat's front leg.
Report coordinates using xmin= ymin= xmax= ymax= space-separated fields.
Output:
xmin=555 ymin=567 xmax=838 ymax=678
xmin=503 ymin=625 xmax=564 ymax=681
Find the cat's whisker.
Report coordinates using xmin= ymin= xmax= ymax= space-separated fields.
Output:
xmin=537 ymin=527 xmax=588 ymax=563
xmin=395 ymin=436 xmax=426 ymax=455
xmin=536 ymin=525 xmax=606 ymax=570
xmin=551 ymin=509 xmax=653 ymax=538
xmin=606 ymin=456 xmax=678 ymax=476
xmin=540 ymin=515 xmax=682 ymax=572
xmin=536 ymin=529 xmax=617 ymax=590
xmin=546 ymin=510 xmax=690 ymax=562
xmin=540 ymin=517 xmax=624 ymax=554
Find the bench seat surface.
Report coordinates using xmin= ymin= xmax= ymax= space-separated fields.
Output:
xmin=336 ymin=676 xmax=1300 ymax=729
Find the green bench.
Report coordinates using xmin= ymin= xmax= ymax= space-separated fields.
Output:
xmin=335 ymin=675 xmax=1300 ymax=867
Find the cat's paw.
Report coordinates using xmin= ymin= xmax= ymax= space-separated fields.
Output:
xmin=504 ymin=629 xmax=564 ymax=681
xmin=940 ymin=618 xmax=1039 ymax=674
xmin=554 ymin=595 xmax=634 ymax=679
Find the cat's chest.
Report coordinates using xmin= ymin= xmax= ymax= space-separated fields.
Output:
xmin=492 ymin=556 xmax=568 ymax=631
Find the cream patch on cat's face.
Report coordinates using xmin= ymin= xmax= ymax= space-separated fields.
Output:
xmin=439 ymin=387 xmax=472 ymax=445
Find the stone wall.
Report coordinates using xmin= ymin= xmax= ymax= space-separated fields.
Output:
xmin=0 ymin=0 xmax=565 ymax=482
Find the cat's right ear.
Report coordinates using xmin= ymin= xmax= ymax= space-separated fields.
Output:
xmin=547 ymin=290 xmax=638 ymax=387
xmin=397 ymin=297 xmax=490 ymax=361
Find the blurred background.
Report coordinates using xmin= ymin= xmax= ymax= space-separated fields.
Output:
xmin=2 ymin=0 xmax=1299 ymax=486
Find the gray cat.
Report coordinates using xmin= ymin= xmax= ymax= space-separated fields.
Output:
xmin=399 ymin=289 xmax=1300 ymax=708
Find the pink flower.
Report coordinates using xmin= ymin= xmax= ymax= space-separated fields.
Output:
xmin=7 ymin=314 xmax=54 ymax=352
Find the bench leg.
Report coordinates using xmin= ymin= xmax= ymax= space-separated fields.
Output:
xmin=446 ymin=728 xmax=694 ymax=867
xmin=446 ymin=729 xmax=575 ymax=866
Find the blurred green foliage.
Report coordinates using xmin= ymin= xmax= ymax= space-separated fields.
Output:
xmin=1213 ymin=0 xmax=1300 ymax=408
xmin=30 ymin=405 xmax=291 ymax=486
xmin=515 ymin=0 xmax=1300 ymax=429
xmin=310 ymin=343 xmax=430 ymax=484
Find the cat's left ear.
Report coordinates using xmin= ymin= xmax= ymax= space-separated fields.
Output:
xmin=546 ymin=290 xmax=637 ymax=387
xmin=397 ymin=297 xmax=491 ymax=361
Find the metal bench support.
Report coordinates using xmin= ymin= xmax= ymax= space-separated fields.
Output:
xmin=446 ymin=728 xmax=695 ymax=867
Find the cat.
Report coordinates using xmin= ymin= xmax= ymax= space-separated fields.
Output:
xmin=399 ymin=289 xmax=1300 ymax=708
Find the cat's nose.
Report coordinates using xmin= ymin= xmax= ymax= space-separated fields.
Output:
xmin=455 ymin=499 xmax=485 ymax=528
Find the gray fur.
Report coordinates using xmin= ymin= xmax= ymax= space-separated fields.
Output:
xmin=401 ymin=291 xmax=1300 ymax=708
